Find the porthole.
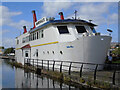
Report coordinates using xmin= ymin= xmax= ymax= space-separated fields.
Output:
xmin=52 ymin=51 xmax=54 ymax=54
xmin=47 ymin=51 xmax=49 ymax=54
xmin=43 ymin=51 xmax=45 ymax=54
xmin=60 ymin=51 xmax=63 ymax=54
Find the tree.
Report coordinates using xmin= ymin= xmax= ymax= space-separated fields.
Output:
xmin=0 ymin=46 xmax=4 ymax=49
xmin=112 ymin=47 xmax=120 ymax=56
xmin=4 ymin=47 xmax=15 ymax=55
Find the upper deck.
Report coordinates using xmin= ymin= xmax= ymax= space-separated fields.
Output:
xmin=30 ymin=18 xmax=97 ymax=33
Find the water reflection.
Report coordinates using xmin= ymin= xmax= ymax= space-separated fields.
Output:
xmin=16 ymin=68 xmax=72 ymax=88
xmin=2 ymin=59 xmax=15 ymax=88
xmin=2 ymin=59 xmax=80 ymax=89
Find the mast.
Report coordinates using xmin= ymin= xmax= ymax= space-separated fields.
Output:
xmin=74 ymin=10 xmax=77 ymax=20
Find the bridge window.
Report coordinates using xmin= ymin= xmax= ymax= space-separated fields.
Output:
xmin=75 ymin=26 xmax=86 ymax=33
xmin=90 ymin=27 xmax=96 ymax=33
xmin=57 ymin=26 xmax=69 ymax=34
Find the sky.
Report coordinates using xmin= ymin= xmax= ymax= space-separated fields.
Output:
xmin=0 ymin=1 xmax=119 ymax=48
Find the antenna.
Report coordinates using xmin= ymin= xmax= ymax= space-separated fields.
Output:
xmin=74 ymin=10 xmax=77 ymax=20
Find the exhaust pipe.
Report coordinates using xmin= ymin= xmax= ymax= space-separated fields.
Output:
xmin=23 ymin=26 xmax=27 ymax=34
xmin=32 ymin=10 xmax=37 ymax=29
xmin=59 ymin=12 xmax=64 ymax=20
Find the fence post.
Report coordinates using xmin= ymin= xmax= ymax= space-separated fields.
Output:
xmin=27 ymin=58 xmax=28 ymax=64
xmin=60 ymin=61 xmax=63 ymax=73
xmin=37 ymin=59 xmax=38 ymax=68
xmin=48 ymin=60 xmax=49 ymax=71
xmin=69 ymin=62 xmax=72 ymax=75
xmin=24 ymin=58 xmax=25 ymax=65
xmin=33 ymin=59 xmax=34 ymax=68
xmin=80 ymin=64 xmax=83 ymax=78
xmin=53 ymin=61 xmax=55 ymax=71
xmin=29 ymin=59 xmax=31 ymax=65
xmin=94 ymin=64 xmax=98 ymax=81
xmin=42 ymin=60 xmax=43 ymax=69
xmin=113 ymin=69 xmax=116 ymax=85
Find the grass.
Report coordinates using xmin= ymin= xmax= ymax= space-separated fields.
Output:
xmin=112 ymin=60 xmax=120 ymax=63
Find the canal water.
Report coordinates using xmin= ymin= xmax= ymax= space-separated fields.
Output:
xmin=1 ymin=59 xmax=80 ymax=89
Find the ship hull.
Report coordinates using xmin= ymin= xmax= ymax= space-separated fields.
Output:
xmin=15 ymin=35 xmax=111 ymax=71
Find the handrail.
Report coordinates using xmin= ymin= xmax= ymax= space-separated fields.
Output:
xmin=24 ymin=58 xmax=120 ymax=86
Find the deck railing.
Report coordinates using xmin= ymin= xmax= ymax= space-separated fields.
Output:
xmin=24 ymin=58 xmax=120 ymax=86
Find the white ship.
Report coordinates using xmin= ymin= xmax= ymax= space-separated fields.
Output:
xmin=15 ymin=10 xmax=111 ymax=70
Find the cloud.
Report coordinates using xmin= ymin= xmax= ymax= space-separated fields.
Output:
xmin=9 ymin=20 xmax=32 ymax=30
xmin=0 ymin=6 xmax=32 ymax=30
xmin=0 ymin=6 xmax=32 ymax=48
xmin=42 ymin=1 xmax=73 ymax=17
xmin=41 ymin=2 xmax=117 ymax=25
xmin=67 ymin=2 xmax=117 ymax=25
xmin=0 ymin=29 xmax=9 ymax=34
xmin=108 ymin=13 xmax=118 ymax=24
xmin=2 ymin=37 xmax=15 ymax=48
xmin=0 ymin=6 xmax=22 ymax=26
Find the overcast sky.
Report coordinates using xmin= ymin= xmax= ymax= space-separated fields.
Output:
xmin=0 ymin=1 xmax=119 ymax=48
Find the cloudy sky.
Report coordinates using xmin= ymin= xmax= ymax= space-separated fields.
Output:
xmin=0 ymin=1 xmax=119 ymax=48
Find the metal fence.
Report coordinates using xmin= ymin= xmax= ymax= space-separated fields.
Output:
xmin=24 ymin=58 xmax=120 ymax=86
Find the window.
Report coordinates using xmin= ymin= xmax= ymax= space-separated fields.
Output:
xmin=34 ymin=33 xmax=36 ymax=40
xmin=47 ymin=51 xmax=49 ymax=54
xmin=37 ymin=32 xmax=39 ymax=39
xmin=25 ymin=51 xmax=28 ymax=57
xmin=29 ymin=35 xmax=30 ymax=41
xmin=22 ymin=38 xmax=25 ymax=43
xmin=41 ymin=30 xmax=44 ymax=38
xmin=39 ymin=30 xmax=44 ymax=39
xmin=36 ymin=49 xmax=38 ymax=57
xmin=75 ymin=26 xmax=87 ymax=33
xmin=33 ymin=33 xmax=34 ymax=40
xmin=31 ymin=34 xmax=33 ymax=41
xmin=43 ymin=51 xmax=45 ymax=54
xmin=57 ymin=26 xmax=69 ymax=34
xmin=52 ymin=51 xmax=54 ymax=54
xmin=26 ymin=36 xmax=29 ymax=42
xmin=90 ymin=27 xmax=96 ymax=33
xmin=60 ymin=51 xmax=63 ymax=54
xmin=17 ymin=40 xmax=19 ymax=44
